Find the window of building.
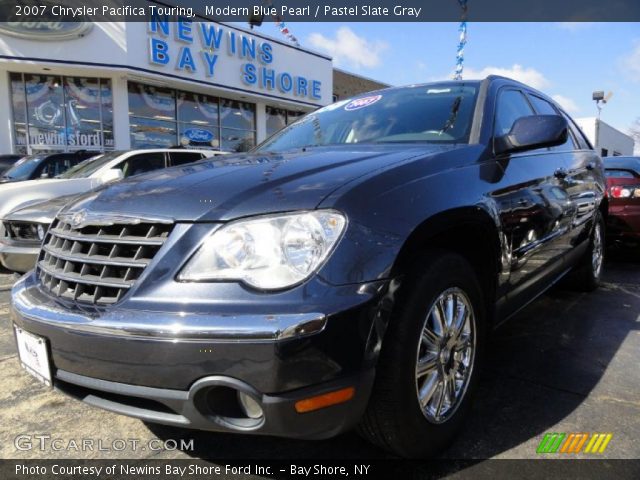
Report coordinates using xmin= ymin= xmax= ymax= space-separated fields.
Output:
xmin=601 ymin=148 xmax=608 ymax=157
xmin=128 ymin=82 xmax=256 ymax=152
xmin=9 ymin=72 xmax=113 ymax=154
xmin=265 ymin=106 xmax=306 ymax=137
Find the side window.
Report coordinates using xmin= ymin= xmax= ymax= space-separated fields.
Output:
xmin=40 ymin=156 xmax=69 ymax=178
xmin=118 ymin=152 xmax=166 ymax=178
xmin=494 ymin=89 xmax=535 ymax=137
xmin=169 ymin=152 xmax=204 ymax=166
xmin=528 ymin=95 xmax=557 ymax=115
xmin=563 ymin=113 xmax=592 ymax=150
xmin=527 ymin=94 xmax=576 ymax=151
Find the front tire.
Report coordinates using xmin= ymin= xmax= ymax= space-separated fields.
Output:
xmin=358 ymin=251 xmax=486 ymax=458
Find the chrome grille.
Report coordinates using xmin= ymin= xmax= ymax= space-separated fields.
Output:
xmin=37 ymin=218 xmax=173 ymax=305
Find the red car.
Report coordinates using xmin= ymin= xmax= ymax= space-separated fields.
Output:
xmin=604 ymin=156 xmax=640 ymax=244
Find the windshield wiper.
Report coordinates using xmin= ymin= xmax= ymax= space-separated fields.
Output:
xmin=440 ymin=96 xmax=462 ymax=135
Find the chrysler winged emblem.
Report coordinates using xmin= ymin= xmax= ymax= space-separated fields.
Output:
xmin=71 ymin=210 xmax=87 ymax=229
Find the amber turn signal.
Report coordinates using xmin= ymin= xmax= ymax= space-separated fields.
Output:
xmin=294 ymin=387 xmax=355 ymax=413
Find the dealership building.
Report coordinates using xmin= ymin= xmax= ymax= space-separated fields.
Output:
xmin=0 ymin=20 xmax=339 ymax=155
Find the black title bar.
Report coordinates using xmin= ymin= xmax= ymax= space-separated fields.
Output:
xmin=1 ymin=0 xmax=640 ymax=22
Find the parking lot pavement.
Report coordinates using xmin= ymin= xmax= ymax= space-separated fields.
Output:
xmin=1 ymin=249 xmax=639 ymax=461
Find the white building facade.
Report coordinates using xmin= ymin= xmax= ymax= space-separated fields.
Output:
xmin=575 ymin=117 xmax=635 ymax=158
xmin=0 ymin=20 xmax=333 ymax=155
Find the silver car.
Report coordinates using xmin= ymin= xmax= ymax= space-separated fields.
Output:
xmin=0 ymin=149 xmax=221 ymax=272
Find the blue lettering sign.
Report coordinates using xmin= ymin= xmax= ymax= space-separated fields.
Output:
xmin=241 ymin=37 xmax=256 ymax=60
xmin=262 ymin=67 xmax=275 ymax=90
xmin=177 ymin=46 xmax=196 ymax=72
xmin=200 ymin=23 xmax=223 ymax=49
xmin=296 ymin=76 xmax=308 ymax=97
xmin=176 ymin=19 xmax=193 ymax=43
xmin=259 ymin=42 xmax=273 ymax=64
xmin=278 ymin=73 xmax=293 ymax=93
xmin=150 ymin=38 xmax=169 ymax=65
xmin=242 ymin=63 xmax=257 ymax=85
xmin=228 ymin=31 xmax=236 ymax=55
xmin=202 ymin=52 xmax=218 ymax=77
xmin=148 ymin=14 xmax=169 ymax=36
xmin=312 ymin=80 xmax=322 ymax=99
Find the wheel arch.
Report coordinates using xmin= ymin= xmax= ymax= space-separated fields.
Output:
xmin=390 ymin=206 xmax=503 ymax=323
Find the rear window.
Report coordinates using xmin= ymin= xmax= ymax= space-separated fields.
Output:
xmin=170 ymin=152 xmax=205 ymax=166
xmin=605 ymin=169 xmax=636 ymax=178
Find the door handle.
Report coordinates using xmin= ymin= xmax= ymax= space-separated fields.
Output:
xmin=554 ymin=168 xmax=568 ymax=179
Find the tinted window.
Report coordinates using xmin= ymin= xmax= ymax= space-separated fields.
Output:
xmin=563 ymin=113 xmax=592 ymax=150
xmin=605 ymin=169 xmax=635 ymax=178
xmin=58 ymin=151 xmax=123 ymax=179
xmin=119 ymin=152 xmax=166 ymax=177
xmin=494 ymin=90 xmax=535 ymax=137
xmin=170 ymin=152 xmax=204 ymax=166
xmin=258 ymin=84 xmax=479 ymax=152
xmin=39 ymin=155 xmax=84 ymax=178
xmin=1 ymin=155 xmax=44 ymax=180
xmin=528 ymin=95 xmax=557 ymax=115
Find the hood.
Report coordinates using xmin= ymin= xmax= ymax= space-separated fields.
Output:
xmin=64 ymin=145 xmax=462 ymax=222
xmin=0 ymin=178 xmax=94 ymax=218
xmin=4 ymin=193 xmax=83 ymax=224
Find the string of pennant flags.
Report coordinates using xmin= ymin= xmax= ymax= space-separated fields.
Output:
xmin=454 ymin=0 xmax=469 ymax=80
xmin=254 ymin=0 xmax=300 ymax=47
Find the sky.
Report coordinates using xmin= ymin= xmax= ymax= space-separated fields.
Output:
xmin=256 ymin=22 xmax=639 ymax=137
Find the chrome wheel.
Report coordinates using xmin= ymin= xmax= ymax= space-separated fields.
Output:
xmin=415 ymin=287 xmax=476 ymax=424
xmin=592 ymin=222 xmax=603 ymax=278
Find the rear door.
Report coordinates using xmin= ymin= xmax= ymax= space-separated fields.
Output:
xmin=494 ymin=88 xmax=574 ymax=312
xmin=554 ymin=111 xmax=604 ymax=261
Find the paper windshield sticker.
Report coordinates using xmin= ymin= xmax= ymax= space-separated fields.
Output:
xmin=344 ymin=95 xmax=382 ymax=111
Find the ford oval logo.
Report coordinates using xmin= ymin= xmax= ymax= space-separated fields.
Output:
xmin=183 ymin=128 xmax=214 ymax=143
xmin=0 ymin=14 xmax=93 ymax=41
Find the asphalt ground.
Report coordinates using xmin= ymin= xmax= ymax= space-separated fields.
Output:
xmin=1 ymin=247 xmax=639 ymax=463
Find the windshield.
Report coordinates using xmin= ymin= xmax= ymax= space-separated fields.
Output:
xmin=257 ymin=84 xmax=479 ymax=153
xmin=2 ymin=155 xmax=43 ymax=180
xmin=57 ymin=151 xmax=123 ymax=179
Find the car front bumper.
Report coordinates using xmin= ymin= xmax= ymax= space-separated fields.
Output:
xmin=0 ymin=242 xmax=39 ymax=273
xmin=11 ymin=273 xmax=390 ymax=439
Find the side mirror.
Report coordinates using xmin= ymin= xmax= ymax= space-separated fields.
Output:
xmin=495 ymin=115 xmax=568 ymax=155
xmin=99 ymin=168 xmax=124 ymax=184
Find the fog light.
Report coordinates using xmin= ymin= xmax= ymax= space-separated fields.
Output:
xmin=238 ymin=391 xmax=263 ymax=419
xmin=37 ymin=224 xmax=45 ymax=241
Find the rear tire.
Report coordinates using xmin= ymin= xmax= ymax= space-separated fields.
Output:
xmin=358 ymin=251 xmax=486 ymax=458
xmin=570 ymin=212 xmax=605 ymax=292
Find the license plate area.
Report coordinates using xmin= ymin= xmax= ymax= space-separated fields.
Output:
xmin=14 ymin=326 xmax=52 ymax=387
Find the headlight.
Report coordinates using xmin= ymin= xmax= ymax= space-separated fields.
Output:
xmin=178 ymin=210 xmax=347 ymax=290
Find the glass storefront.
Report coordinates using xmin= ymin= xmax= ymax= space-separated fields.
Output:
xmin=9 ymin=72 xmax=113 ymax=154
xmin=265 ymin=106 xmax=305 ymax=137
xmin=128 ymin=82 xmax=256 ymax=152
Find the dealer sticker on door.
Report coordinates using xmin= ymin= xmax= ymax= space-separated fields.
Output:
xmin=15 ymin=326 xmax=52 ymax=387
